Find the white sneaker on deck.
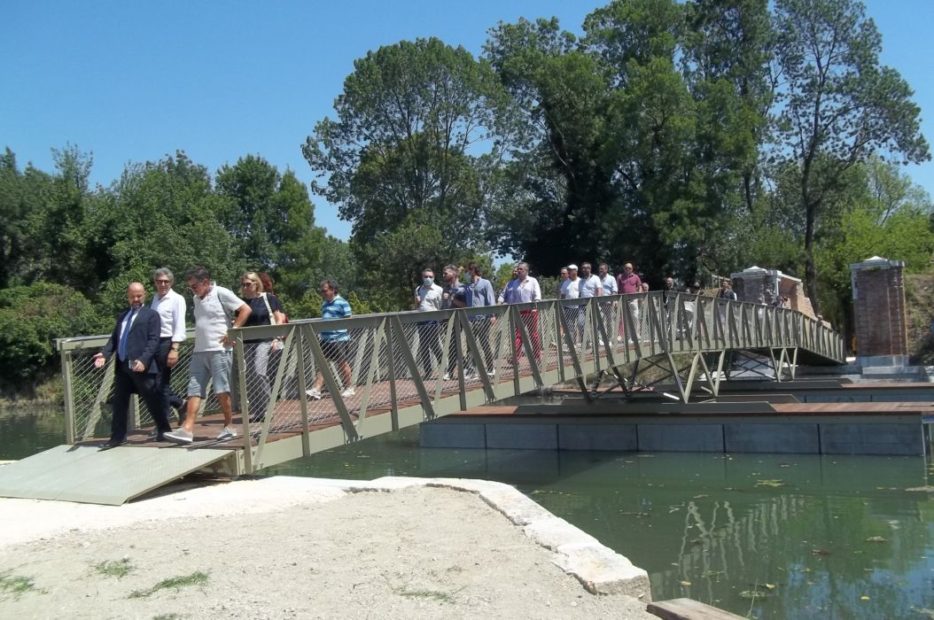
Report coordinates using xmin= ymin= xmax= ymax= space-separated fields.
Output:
xmin=340 ymin=387 xmax=356 ymax=398
xmin=164 ymin=429 xmax=193 ymax=445
xmin=217 ymin=426 xmax=237 ymax=441
xmin=305 ymin=388 xmax=323 ymax=400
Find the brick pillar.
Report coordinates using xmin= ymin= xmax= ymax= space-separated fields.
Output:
xmin=850 ymin=257 xmax=908 ymax=363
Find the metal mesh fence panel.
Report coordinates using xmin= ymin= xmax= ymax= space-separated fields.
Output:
xmin=64 ymin=338 xmax=199 ymax=442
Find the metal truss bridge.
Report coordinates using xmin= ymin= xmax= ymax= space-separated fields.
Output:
xmin=0 ymin=291 xmax=843 ymax=504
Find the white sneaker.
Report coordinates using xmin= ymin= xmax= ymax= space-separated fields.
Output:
xmin=217 ymin=426 xmax=237 ymax=441
xmin=442 ymin=372 xmax=452 ymax=381
xmin=164 ymin=429 xmax=193 ymax=445
xmin=340 ymin=387 xmax=356 ymax=398
xmin=305 ymin=388 xmax=323 ymax=400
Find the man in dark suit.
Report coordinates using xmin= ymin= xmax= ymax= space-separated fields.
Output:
xmin=93 ymin=282 xmax=173 ymax=448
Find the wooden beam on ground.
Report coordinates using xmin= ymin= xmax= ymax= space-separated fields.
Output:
xmin=647 ymin=598 xmax=745 ymax=620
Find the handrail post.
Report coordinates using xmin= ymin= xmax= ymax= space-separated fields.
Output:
xmin=509 ymin=306 xmax=520 ymax=396
xmin=59 ymin=344 xmax=76 ymax=445
xmin=454 ymin=312 xmax=467 ymax=411
xmin=386 ymin=317 xmax=400 ymax=431
xmin=232 ymin=330 xmax=253 ymax=473
xmin=295 ymin=325 xmax=312 ymax=456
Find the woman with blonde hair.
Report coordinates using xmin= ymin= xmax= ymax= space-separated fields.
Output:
xmin=239 ymin=271 xmax=287 ymax=422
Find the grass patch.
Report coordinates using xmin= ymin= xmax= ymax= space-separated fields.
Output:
xmin=94 ymin=558 xmax=134 ymax=579
xmin=129 ymin=571 xmax=210 ymax=599
xmin=398 ymin=588 xmax=456 ymax=604
xmin=392 ymin=585 xmax=463 ymax=604
xmin=0 ymin=571 xmax=42 ymax=599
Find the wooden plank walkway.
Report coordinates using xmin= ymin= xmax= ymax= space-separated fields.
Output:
xmin=80 ymin=361 xmax=537 ymax=448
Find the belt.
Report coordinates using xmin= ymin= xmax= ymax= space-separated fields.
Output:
xmin=159 ymin=337 xmax=173 ymax=341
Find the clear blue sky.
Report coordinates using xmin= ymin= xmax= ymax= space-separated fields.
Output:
xmin=3 ymin=0 xmax=932 ymax=241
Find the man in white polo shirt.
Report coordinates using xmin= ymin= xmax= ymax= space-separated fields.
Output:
xmin=150 ymin=267 xmax=187 ymax=425
xmin=560 ymin=264 xmax=584 ymax=345
xmin=499 ymin=262 xmax=543 ymax=361
xmin=165 ymin=266 xmax=251 ymax=444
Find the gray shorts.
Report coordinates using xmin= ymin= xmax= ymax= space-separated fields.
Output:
xmin=188 ymin=350 xmax=233 ymax=397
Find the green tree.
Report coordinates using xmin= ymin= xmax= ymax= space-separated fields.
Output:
xmin=585 ymin=0 xmax=707 ymax=282
xmin=485 ymin=17 xmax=621 ymax=273
xmin=302 ymin=37 xmax=508 ymax=306
xmin=682 ymin=0 xmax=774 ymax=214
xmin=771 ymin=0 xmax=930 ymax=311
xmin=0 ymin=282 xmax=105 ymax=397
xmin=679 ymin=0 xmax=776 ymax=278
xmin=215 ymin=156 xmax=324 ymax=279
xmin=0 ymin=148 xmax=38 ymax=288
xmin=0 ymin=146 xmax=100 ymax=294
xmin=87 ymin=151 xmax=241 ymax=315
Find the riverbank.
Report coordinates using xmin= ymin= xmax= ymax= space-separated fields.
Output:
xmin=0 ymin=476 xmax=653 ymax=618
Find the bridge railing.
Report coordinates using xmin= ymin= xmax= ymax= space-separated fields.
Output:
xmin=56 ymin=292 xmax=844 ymax=459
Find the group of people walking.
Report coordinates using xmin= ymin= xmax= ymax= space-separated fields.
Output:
xmin=409 ymin=259 xmax=648 ymax=377
xmin=94 ymin=266 xmax=288 ymax=447
xmin=95 ymin=259 xmax=757 ymax=446
xmin=409 ymin=260 xmax=756 ymax=379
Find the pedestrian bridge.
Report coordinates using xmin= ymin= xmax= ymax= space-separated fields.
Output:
xmin=0 ymin=292 xmax=843 ymax=504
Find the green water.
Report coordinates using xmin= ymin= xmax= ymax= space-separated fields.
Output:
xmin=0 ymin=406 xmax=66 ymax=460
xmin=4 ymin=408 xmax=934 ymax=619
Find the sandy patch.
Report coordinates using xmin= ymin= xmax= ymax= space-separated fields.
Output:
xmin=0 ymin=477 xmax=653 ymax=619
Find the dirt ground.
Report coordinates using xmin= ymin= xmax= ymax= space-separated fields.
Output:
xmin=0 ymin=477 xmax=654 ymax=619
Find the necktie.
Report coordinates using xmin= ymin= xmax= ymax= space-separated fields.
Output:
xmin=118 ymin=309 xmax=137 ymax=361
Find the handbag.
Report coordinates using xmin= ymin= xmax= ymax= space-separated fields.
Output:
xmin=262 ymin=293 xmax=283 ymax=352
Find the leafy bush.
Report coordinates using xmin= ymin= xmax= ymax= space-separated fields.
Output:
xmin=0 ymin=282 xmax=105 ymax=397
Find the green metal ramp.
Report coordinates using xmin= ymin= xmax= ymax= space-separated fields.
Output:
xmin=0 ymin=445 xmax=233 ymax=505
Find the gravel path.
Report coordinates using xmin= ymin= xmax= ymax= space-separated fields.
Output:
xmin=0 ymin=477 xmax=654 ymax=619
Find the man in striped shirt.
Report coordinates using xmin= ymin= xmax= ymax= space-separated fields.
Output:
xmin=306 ymin=279 xmax=355 ymax=400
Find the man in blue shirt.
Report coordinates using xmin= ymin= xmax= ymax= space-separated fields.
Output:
xmin=306 ymin=279 xmax=355 ymax=400
xmin=465 ymin=262 xmax=496 ymax=378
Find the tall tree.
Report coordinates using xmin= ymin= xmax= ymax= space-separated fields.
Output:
xmin=584 ymin=0 xmax=709 ymax=281
xmin=215 ymin=155 xmax=323 ymax=280
xmin=771 ymin=0 xmax=930 ymax=310
xmin=0 ymin=148 xmax=32 ymax=288
xmin=1 ymin=145 xmax=100 ymax=294
xmin=87 ymin=151 xmax=241 ymax=314
xmin=485 ymin=17 xmax=619 ymax=274
xmin=302 ymin=37 xmax=509 ymax=304
xmin=682 ymin=0 xmax=774 ymax=214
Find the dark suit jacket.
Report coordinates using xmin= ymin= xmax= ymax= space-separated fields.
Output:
xmin=101 ymin=306 xmax=162 ymax=375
